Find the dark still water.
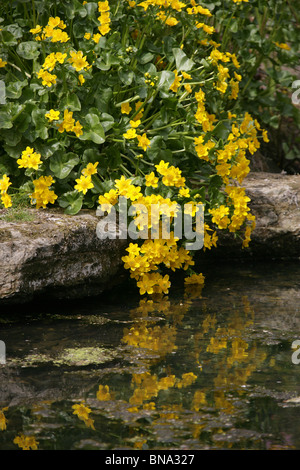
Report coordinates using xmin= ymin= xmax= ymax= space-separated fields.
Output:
xmin=0 ymin=261 xmax=300 ymax=450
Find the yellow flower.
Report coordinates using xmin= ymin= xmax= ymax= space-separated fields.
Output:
xmin=115 ymin=175 xmax=133 ymax=195
xmin=72 ymin=120 xmax=83 ymax=137
xmin=78 ymin=74 xmax=85 ymax=85
xmin=17 ymin=148 xmax=42 ymax=170
xmin=98 ymin=23 xmax=111 ymax=35
xmin=72 ymin=402 xmax=92 ymax=420
xmin=68 ymin=51 xmax=89 ymax=72
xmin=98 ymin=1 xmax=110 ymax=12
xmin=0 ymin=58 xmax=7 ymax=68
xmin=179 ymin=187 xmax=190 ymax=198
xmin=155 ymin=160 xmax=169 ymax=175
xmin=209 ymin=205 xmax=230 ymax=229
xmin=165 ymin=17 xmax=179 ymax=26
xmin=82 ymin=162 xmax=99 ymax=176
xmin=262 ymin=129 xmax=269 ymax=143
xmin=92 ymin=33 xmax=101 ymax=43
xmin=30 ymin=25 xmax=42 ymax=35
xmin=98 ymin=189 xmax=119 ymax=207
xmin=58 ymin=109 xmax=75 ymax=133
xmin=130 ymin=119 xmax=141 ymax=128
xmin=176 ymin=372 xmax=197 ymax=388
xmin=134 ymin=101 xmax=144 ymax=120
xmin=1 ymin=192 xmax=12 ymax=208
xmin=45 ymin=109 xmax=60 ymax=122
xmin=98 ymin=12 xmax=110 ymax=24
xmin=121 ymin=102 xmax=132 ymax=114
xmin=274 ymin=42 xmax=291 ymax=50
xmin=137 ymin=133 xmax=150 ymax=151
xmin=74 ymin=175 xmax=94 ymax=194
xmin=37 ymin=69 xmax=57 ymax=87
xmin=170 ymin=69 xmax=182 ymax=93
xmin=0 ymin=174 xmax=12 ymax=193
xmin=145 ymin=172 xmax=159 ymax=188
xmin=30 ymin=176 xmax=57 ymax=209
xmin=123 ymin=128 xmax=137 ymax=139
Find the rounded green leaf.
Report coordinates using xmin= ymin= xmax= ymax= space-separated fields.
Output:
xmin=50 ymin=152 xmax=80 ymax=179
xmin=17 ymin=41 xmax=40 ymax=60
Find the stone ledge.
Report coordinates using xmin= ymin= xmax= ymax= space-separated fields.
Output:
xmin=0 ymin=209 xmax=128 ymax=304
xmin=0 ymin=172 xmax=299 ymax=304
xmin=207 ymin=172 xmax=300 ymax=261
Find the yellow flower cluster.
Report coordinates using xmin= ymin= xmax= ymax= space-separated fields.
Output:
xmin=42 ymin=52 xmax=67 ymax=72
xmin=68 ymin=50 xmax=89 ymax=72
xmin=72 ymin=402 xmax=95 ymax=430
xmin=13 ymin=434 xmax=39 ymax=450
xmin=30 ymin=176 xmax=58 ymax=209
xmin=193 ymin=110 xmax=266 ymax=246
xmin=30 ymin=16 xmax=69 ymax=42
xmin=121 ymin=101 xmax=152 ymax=153
xmin=37 ymin=68 xmax=57 ymax=87
xmin=169 ymin=69 xmax=192 ymax=93
xmin=0 ymin=407 xmax=8 ymax=430
xmin=98 ymin=1 xmax=111 ymax=36
xmin=194 ymin=88 xmax=216 ymax=132
xmin=74 ymin=161 xmax=98 ymax=195
xmin=0 ymin=174 xmax=12 ymax=208
xmin=98 ymin=163 xmax=208 ymax=295
xmin=57 ymin=109 xmax=83 ymax=137
xmin=37 ymin=49 xmax=90 ymax=88
xmin=17 ymin=146 xmax=42 ymax=170
xmin=137 ymin=0 xmax=216 ymax=31
xmin=122 ymin=237 xmax=194 ymax=296
xmin=118 ymin=369 xmax=197 ymax=409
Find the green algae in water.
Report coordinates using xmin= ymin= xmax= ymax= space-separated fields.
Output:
xmin=1 ymin=262 xmax=300 ymax=450
xmin=53 ymin=347 xmax=117 ymax=367
xmin=11 ymin=347 xmax=117 ymax=368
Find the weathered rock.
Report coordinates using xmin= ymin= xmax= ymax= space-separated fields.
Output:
xmin=206 ymin=172 xmax=300 ymax=261
xmin=0 ymin=209 xmax=128 ymax=304
xmin=0 ymin=172 xmax=299 ymax=304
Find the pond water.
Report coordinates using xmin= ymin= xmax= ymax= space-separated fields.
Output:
xmin=0 ymin=261 xmax=300 ymax=450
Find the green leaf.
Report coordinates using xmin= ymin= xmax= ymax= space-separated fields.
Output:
xmin=79 ymin=113 xmax=105 ymax=144
xmin=34 ymin=139 xmax=63 ymax=159
xmin=5 ymin=79 xmax=28 ymax=99
xmin=157 ymin=71 xmax=175 ymax=91
xmin=58 ymin=190 xmax=83 ymax=215
xmin=100 ymin=113 xmax=114 ymax=132
xmin=63 ymin=0 xmax=87 ymax=19
xmin=5 ymin=23 xmax=23 ymax=39
xmin=172 ymin=48 xmax=195 ymax=72
xmin=17 ymin=41 xmax=40 ymax=60
xmin=0 ymin=111 xmax=13 ymax=129
xmin=83 ymin=148 xmax=101 ymax=165
xmin=119 ymin=68 xmax=134 ymax=86
xmin=61 ymin=92 xmax=81 ymax=111
xmin=50 ymin=152 xmax=80 ymax=179
xmin=1 ymin=30 xmax=17 ymax=46
xmin=31 ymin=108 xmax=48 ymax=140
xmin=139 ymin=52 xmax=155 ymax=64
